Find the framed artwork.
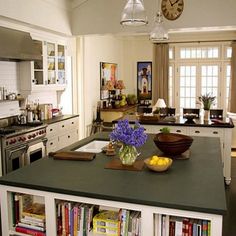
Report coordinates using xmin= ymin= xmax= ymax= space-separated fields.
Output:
xmin=137 ymin=61 xmax=152 ymax=101
xmin=100 ymin=62 xmax=118 ymax=100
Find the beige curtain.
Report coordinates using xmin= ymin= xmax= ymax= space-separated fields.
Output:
xmin=152 ymin=43 xmax=169 ymax=106
xmin=230 ymin=41 xmax=236 ymax=112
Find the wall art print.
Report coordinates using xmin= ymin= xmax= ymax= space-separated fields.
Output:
xmin=100 ymin=62 xmax=118 ymax=100
xmin=137 ymin=61 xmax=152 ymax=101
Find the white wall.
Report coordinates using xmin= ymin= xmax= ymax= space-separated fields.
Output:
xmin=0 ymin=0 xmax=72 ymax=35
xmin=80 ymin=35 xmax=123 ymax=137
xmin=122 ymin=36 xmax=153 ymax=95
xmin=78 ymin=35 xmax=153 ymax=137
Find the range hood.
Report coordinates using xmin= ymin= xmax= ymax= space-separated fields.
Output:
xmin=0 ymin=26 xmax=41 ymax=61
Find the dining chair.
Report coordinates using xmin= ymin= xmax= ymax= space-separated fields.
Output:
xmin=210 ymin=109 xmax=223 ymax=119
xmin=183 ymin=108 xmax=200 ymax=118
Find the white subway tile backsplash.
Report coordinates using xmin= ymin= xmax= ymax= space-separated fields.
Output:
xmin=0 ymin=61 xmax=19 ymax=94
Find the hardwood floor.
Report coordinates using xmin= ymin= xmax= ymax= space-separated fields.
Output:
xmin=223 ymin=157 xmax=236 ymax=236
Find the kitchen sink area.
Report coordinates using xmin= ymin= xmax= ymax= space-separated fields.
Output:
xmin=74 ymin=140 xmax=109 ymax=153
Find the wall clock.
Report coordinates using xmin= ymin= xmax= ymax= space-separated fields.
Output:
xmin=161 ymin=0 xmax=184 ymax=21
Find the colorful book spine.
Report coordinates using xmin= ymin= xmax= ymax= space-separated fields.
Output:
xmin=73 ymin=205 xmax=78 ymax=235
xmin=15 ymin=226 xmax=46 ymax=236
xmin=202 ymin=220 xmax=208 ymax=236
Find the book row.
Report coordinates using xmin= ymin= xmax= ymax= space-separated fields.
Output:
xmin=154 ymin=214 xmax=211 ymax=236
xmin=12 ymin=192 xmax=46 ymax=236
xmin=56 ymin=200 xmax=141 ymax=236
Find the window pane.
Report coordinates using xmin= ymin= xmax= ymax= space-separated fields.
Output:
xmin=186 ymin=49 xmax=191 ymax=58
xmin=169 ymin=48 xmax=173 ymax=59
xmin=179 ymin=66 xmax=197 ymax=110
xmin=226 ymin=47 xmax=232 ymax=58
xmin=180 ymin=49 xmax=185 ymax=59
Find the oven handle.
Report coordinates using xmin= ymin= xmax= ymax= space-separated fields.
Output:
xmin=7 ymin=145 xmax=28 ymax=159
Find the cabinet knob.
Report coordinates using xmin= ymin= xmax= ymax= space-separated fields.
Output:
xmin=68 ymin=135 xmax=70 ymax=138
xmin=176 ymin=130 xmax=181 ymax=133
xmin=195 ymin=130 xmax=200 ymax=133
xmin=213 ymin=131 xmax=218 ymax=134
xmin=62 ymin=125 xmax=65 ymax=128
xmin=50 ymin=128 xmax=53 ymax=132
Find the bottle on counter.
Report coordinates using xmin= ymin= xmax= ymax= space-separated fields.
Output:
xmin=0 ymin=87 xmax=3 ymax=100
xmin=27 ymin=108 xmax=33 ymax=123
xmin=2 ymin=87 xmax=7 ymax=100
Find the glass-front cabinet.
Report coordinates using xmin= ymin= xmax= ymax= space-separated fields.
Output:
xmin=44 ymin=41 xmax=66 ymax=86
xmin=33 ymin=41 xmax=44 ymax=85
xmin=19 ymin=40 xmax=67 ymax=95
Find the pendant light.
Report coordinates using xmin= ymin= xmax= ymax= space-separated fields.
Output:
xmin=120 ymin=0 xmax=148 ymax=26
xmin=150 ymin=0 xmax=168 ymax=41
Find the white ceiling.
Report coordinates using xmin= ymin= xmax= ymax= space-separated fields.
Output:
xmin=71 ymin=0 xmax=236 ymax=36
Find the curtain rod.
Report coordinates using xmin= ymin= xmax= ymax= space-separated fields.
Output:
xmin=167 ymin=39 xmax=234 ymax=44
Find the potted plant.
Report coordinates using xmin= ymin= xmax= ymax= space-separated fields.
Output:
xmin=198 ymin=93 xmax=216 ymax=120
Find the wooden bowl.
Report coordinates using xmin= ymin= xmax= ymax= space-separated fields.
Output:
xmin=144 ymin=157 xmax=172 ymax=172
xmin=153 ymin=133 xmax=193 ymax=156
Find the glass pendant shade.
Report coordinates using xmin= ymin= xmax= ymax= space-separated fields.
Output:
xmin=150 ymin=12 xmax=168 ymax=41
xmin=120 ymin=0 xmax=148 ymax=26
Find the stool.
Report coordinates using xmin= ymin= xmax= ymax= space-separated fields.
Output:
xmin=90 ymin=121 xmax=103 ymax=135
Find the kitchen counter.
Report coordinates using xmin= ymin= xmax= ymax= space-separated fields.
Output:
xmin=42 ymin=114 xmax=79 ymax=125
xmin=0 ymin=132 xmax=226 ymax=215
xmin=113 ymin=114 xmax=234 ymax=128
xmin=113 ymin=115 xmax=234 ymax=185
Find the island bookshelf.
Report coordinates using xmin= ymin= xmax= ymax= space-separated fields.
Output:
xmin=0 ymin=185 xmax=223 ymax=236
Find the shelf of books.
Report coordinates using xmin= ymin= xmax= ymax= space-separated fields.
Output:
xmin=0 ymin=186 xmax=223 ymax=236
xmin=153 ymin=208 xmax=223 ymax=236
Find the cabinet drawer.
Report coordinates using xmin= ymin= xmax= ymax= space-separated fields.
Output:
xmin=143 ymin=125 xmax=161 ymax=134
xmin=47 ymin=137 xmax=59 ymax=153
xmin=168 ymin=126 xmax=188 ymax=134
xmin=58 ymin=130 xmax=79 ymax=148
xmin=46 ymin=123 xmax=59 ymax=138
xmin=189 ymin=127 xmax=223 ymax=138
xmin=65 ymin=117 xmax=79 ymax=130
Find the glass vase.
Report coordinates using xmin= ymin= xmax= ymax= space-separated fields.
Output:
xmin=204 ymin=109 xmax=210 ymax=121
xmin=119 ymin=144 xmax=138 ymax=166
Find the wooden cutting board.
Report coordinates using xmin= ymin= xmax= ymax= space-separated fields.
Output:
xmin=48 ymin=151 xmax=96 ymax=161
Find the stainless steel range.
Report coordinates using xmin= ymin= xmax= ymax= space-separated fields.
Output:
xmin=0 ymin=125 xmax=47 ymax=176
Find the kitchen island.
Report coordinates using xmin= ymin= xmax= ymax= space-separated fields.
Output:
xmin=0 ymin=132 xmax=226 ymax=235
xmin=113 ymin=115 xmax=234 ymax=185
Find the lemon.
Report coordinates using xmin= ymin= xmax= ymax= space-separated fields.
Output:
xmin=157 ymin=159 xmax=165 ymax=166
xmin=151 ymin=155 xmax=159 ymax=161
xmin=149 ymin=159 xmax=156 ymax=165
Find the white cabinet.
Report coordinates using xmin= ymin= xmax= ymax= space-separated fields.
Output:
xmin=19 ymin=40 xmax=67 ymax=95
xmin=144 ymin=124 xmax=232 ymax=185
xmin=46 ymin=117 xmax=79 ymax=154
xmin=144 ymin=125 xmax=188 ymax=135
xmin=0 ymin=186 xmax=223 ymax=236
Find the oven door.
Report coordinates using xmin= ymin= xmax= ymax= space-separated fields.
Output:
xmin=25 ymin=138 xmax=47 ymax=165
xmin=5 ymin=144 xmax=28 ymax=174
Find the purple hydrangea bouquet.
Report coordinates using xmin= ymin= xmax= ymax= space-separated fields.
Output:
xmin=110 ymin=119 xmax=147 ymax=165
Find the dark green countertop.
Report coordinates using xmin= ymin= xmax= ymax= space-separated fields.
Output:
xmin=0 ymin=132 xmax=227 ymax=215
xmin=113 ymin=115 xmax=234 ymax=128
xmin=42 ymin=114 xmax=79 ymax=125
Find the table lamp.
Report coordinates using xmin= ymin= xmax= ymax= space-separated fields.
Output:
xmin=105 ymin=81 xmax=114 ymax=108
xmin=115 ymin=80 xmax=126 ymax=94
xmin=152 ymin=98 xmax=166 ymax=114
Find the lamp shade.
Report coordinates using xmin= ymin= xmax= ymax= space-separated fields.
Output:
xmin=153 ymin=98 xmax=166 ymax=109
xmin=150 ymin=12 xmax=168 ymax=41
xmin=105 ymin=81 xmax=114 ymax=91
xmin=116 ymin=80 xmax=126 ymax=90
xmin=120 ymin=0 xmax=148 ymax=26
